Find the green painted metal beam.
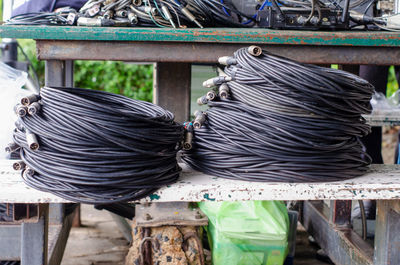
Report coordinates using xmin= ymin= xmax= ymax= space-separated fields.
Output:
xmin=1 ymin=25 xmax=400 ymax=46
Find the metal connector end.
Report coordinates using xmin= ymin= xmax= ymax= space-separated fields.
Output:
xmin=248 ymin=45 xmax=263 ymax=57
xmin=128 ymin=11 xmax=138 ymax=25
xmin=67 ymin=12 xmax=78 ymax=25
xmin=202 ymin=76 xmax=232 ymax=88
xmin=104 ymin=10 xmax=114 ymax=19
xmin=15 ymin=104 xmax=28 ymax=117
xmin=197 ymin=95 xmax=208 ymax=106
xmin=21 ymin=94 xmax=39 ymax=106
xmin=181 ymin=7 xmax=203 ymax=28
xmin=193 ymin=111 xmax=206 ymax=129
xmin=183 ymin=131 xmax=193 ymax=150
xmin=116 ymin=10 xmax=127 ymax=18
xmin=24 ymin=167 xmax=35 ymax=177
xmin=13 ymin=161 xmax=26 ymax=171
xmin=218 ymin=83 xmax=230 ymax=99
xmin=133 ymin=0 xmax=142 ymax=6
xmin=87 ymin=4 xmax=101 ymax=17
xmin=218 ymin=56 xmax=237 ymax=66
xmin=5 ymin=142 xmax=20 ymax=153
xmin=28 ymin=102 xmax=41 ymax=115
xmin=206 ymin=90 xmax=216 ymax=101
xmin=26 ymin=132 xmax=39 ymax=151
xmin=161 ymin=6 xmax=177 ymax=28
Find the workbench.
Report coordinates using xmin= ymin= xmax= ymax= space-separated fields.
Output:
xmin=1 ymin=25 xmax=400 ymax=265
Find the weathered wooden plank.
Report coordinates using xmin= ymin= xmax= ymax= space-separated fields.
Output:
xmin=2 ymin=160 xmax=400 ymax=203
xmin=1 ymin=25 xmax=400 ymax=47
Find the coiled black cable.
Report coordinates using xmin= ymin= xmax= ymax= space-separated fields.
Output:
xmin=182 ymin=47 xmax=374 ymax=182
xmin=13 ymin=87 xmax=184 ymax=204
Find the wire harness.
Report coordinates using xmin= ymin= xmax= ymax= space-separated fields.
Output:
xmin=11 ymin=87 xmax=184 ymax=204
xmin=182 ymin=46 xmax=374 ymax=182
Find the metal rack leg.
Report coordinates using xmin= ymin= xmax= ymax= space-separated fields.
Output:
xmin=373 ymin=200 xmax=400 ymax=265
xmin=153 ymin=62 xmax=191 ymax=123
xmin=20 ymin=204 xmax=49 ymax=265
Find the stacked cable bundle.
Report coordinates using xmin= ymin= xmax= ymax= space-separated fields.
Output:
xmin=10 ymin=87 xmax=184 ymax=204
xmin=182 ymin=46 xmax=374 ymax=182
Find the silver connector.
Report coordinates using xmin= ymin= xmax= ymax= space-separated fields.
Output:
xmin=128 ymin=11 xmax=138 ymax=25
xmin=197 ymin=95 xmax=208 ymax=106
xmin=202 ymin=76 xmax=232 ymax=88
xmin=5 ymin=142 xmax=20 ymax=153
xmin=28 ymin=102 xmax=41 ymax=115
xmin=183 ymin=131 xmax=193 ymax=150
xmin=13 ymin=161 xmax=26 ymax=171
xmin=193 ymin=111 xmax=206 ymax=129
xmin=26 ymin=131 xmax=39 ymax=151
xmin=133 ymin=0 xmax=142 ymax=6
xmin=248 ymin=45 xmax=263 ymax=57
xmin=21 ymin=94 xmax=39 ymax=106
xmin=115 ymin=10 xmax=127 ymax=17
xmin=218 ymin=56 xmax=237 ymax=66
xmin=218 ymin=83 xmax=229 ymax=99
xmin=206 ymin=90 xmax=216 ymax=101
xmin=181 ymin=7 xmax=203 ymax=28
xmin=15 ymin=104 xmax=28 ymax=117
xmin=24 ymin=167 xmax=35 ymax=177
xmin=104 ymin=10 xmax=114 ymax=19
xmin=161 ymin=6 xmax=177 ymax=28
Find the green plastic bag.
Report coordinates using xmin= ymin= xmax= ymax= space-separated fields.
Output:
xmin=199 ymin=201 xmax=289 ymax=265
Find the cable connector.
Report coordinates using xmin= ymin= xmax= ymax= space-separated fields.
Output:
xmin=21 ymin=94 xmax=39 ymax=106
xmin=13 ymin=161 xmax=26 ymax=171
xmin=181 ymin=7 xmax=203 ymax=28
xmin=197 ymin=95 xmax=208 ymax=106
xmin=115 ymin=10 xmax=128 ymax=18
xmin=202 ymin=76 xmax=233 ymax=88
xmin=77 ymin=17 xmax=115 ymax=26
xmin=161 ymin=5 xmax=177 ymax=28
xmin=127 ymin=11 xmax=138 ymax=25
xmin=26 ymin=131 xmax=39 ymax=151
xmin=183 ymin=122 xmax=194 ymax=150
xmin=104 ymin=10 xmax=114 ymax=19
xmin=218 ymin=83 xmax=229 ymax=99
xmin=206 ymin=90 xmax=216 ymax=101
xmin=87 ymin=4 xmax=101 ymax=17
xmin=193 ymin=110 xmax=206 ymax=129
xmin=248 ymin=45 xmax=263 ymax=57
xmin=24 ymin=167 xmax=35 ymax=177
xmin=28 ymin=102 xmax=41 ymax=115
xmin=5 ymin=142 xmax=20 ymax=153
xmin=67 ymin=12 xmax=78 ymax=25
xmin=218 ymin=56 xmax=237 ymax=66
xmin=15 ymin=104 xmax=28 ymax=117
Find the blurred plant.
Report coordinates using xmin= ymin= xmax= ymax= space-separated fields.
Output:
xmin=17 ymin=39 xmax=153 ymax=102
xmin=387 ymin=65 xmax=399 ymax=98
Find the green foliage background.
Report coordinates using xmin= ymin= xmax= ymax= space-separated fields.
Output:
xmin=18 ymin=39 xmax=153 ymax=102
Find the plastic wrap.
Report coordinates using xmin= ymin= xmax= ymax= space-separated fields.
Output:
xmin=199 ymin=201 xmax=289 ymax=265
xmin=0 ymin=62 xmax=28 ymax=159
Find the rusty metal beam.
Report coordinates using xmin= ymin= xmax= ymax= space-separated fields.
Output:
xmin=374 ymin=200 xmax=400 ymax=265
xmin=37 ymin=40 xmax=400 ymax=65
xmin=303 ymin=201 xmax=373 ymax=265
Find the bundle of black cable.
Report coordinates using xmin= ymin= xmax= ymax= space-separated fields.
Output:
xmin=12 ymin=87 xmax=184 ymax=204
xmin=182 ymin=47 xmax=374 ymax=182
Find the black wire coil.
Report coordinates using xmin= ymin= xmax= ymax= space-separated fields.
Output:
xmin=13 ymin=87 xmax=184 ymax=204
xmin=182 ymin=47 xmax=374 ymax=182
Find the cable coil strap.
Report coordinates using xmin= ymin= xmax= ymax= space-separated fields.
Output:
xmin=182 ymin=47 xmax=374 ymax=182
xmin=12 ymin=87 xmax=184 ymax=204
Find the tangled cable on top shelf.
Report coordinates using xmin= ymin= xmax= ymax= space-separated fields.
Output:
xmin=182 ymin=46 xmax=374 ymax=182
xmin=9 ymin=87 xmax=184 ymax=204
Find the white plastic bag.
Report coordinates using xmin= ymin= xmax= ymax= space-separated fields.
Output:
xmin=0 ymin=62 xmax=29 ymax=159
